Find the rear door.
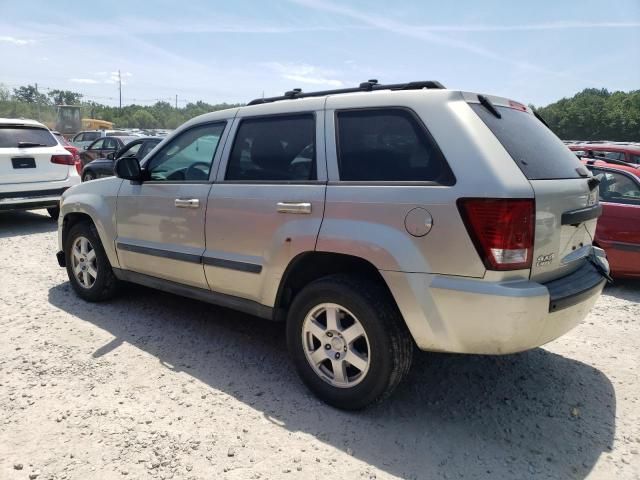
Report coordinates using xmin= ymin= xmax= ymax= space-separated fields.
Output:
xmin=469 ymin=97 xmax=599 ymax=282
xmin=0 ymin=124 xmax=68 ymax=184
xmin=205 ymin=109 xmax=326 ymax=305
xmin=589 ymin=167 xmax=640 ymax=276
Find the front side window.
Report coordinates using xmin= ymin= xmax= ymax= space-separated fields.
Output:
xmin=138 ymin=140 xmax=159 ymax=159
xmin=225 ymin=114 xmax=316 ymax=181
xmin=90 ymin=139 xmax=105 ymax=150
xmin=631 ymin=154 xmax=640 ymax=164
xmin=146 ymin=123 xmax=225 ymax=181
xmin=104 ymin=138 xmax=119 ymax=150
xmin=118 ymin=142 xmax=142 ymax=159
xmin=591 ymin=168 xmax=640 ymax=205
xmin=593 ymin=150 xmax=624 ymax=161
xmin=336 ymin=109 xmax=453 ymax=183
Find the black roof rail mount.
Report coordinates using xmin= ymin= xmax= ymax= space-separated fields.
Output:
xmin=247 ymin=80 xmax=446 ymax=106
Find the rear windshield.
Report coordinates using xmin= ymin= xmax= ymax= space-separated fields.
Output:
xmin=470 ymin=104 xmax=583 ymax=180
xmin=84 ymin=132 xmax=101 ymax=141
xmin=0 ymin=126 xmax=57 ymax=148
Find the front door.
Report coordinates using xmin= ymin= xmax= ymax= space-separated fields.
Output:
xmin=205 ymin=107 xmax=326 ymax=305
xmin=115 ymin=121 xmax=229 ymax=288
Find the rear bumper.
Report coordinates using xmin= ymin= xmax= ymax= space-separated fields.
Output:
xmin=382 ymin=252 xmax=608 ymax=354
xmin=0 ymin=177 xmax=80 ymax=211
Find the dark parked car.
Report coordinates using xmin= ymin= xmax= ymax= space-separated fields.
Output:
xmin=82 ymin=137 xmax=162 ymax=181
xmin=79 ymin=136 xmax=140 ymax=169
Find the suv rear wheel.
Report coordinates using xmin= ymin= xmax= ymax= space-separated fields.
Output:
xmin=64 ymin=221 xmax=119 ymax=301
xmin=287 ymin=274 xmax=413 ymax=410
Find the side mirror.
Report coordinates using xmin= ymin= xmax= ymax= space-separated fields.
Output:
xmin=114 ymin=156 xmax=142 ymax=182
xmin=106 ymin=152 xmax=115 ymax=160
xmin=83 ymin=145 xmax=89 ymax=150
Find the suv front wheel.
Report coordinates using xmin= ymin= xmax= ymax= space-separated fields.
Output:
xmin=287 ymin=274 xmax=413 ymax=410
xmin=64 ymin=221 xmax=119 ymax=302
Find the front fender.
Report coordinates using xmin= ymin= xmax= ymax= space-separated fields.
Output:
xmin=59 ymin=178 xmax=122 ymax=268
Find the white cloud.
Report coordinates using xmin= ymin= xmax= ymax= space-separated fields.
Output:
xmin=70 ymin=78 xmax=99 ymax=84
xmin=262 ymin=62 xmax=344 ymax=87
xmin=0 ymin=35 xmax=34 ymax=46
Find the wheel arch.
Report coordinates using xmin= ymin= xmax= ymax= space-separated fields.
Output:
xmin=274 ymin=251 xmax=398 ymax=319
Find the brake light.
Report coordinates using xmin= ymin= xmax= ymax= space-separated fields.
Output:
xmin=51 ymin=154 xmax=74 ymax=166
xmin=457 ymin=198 xmax=535 ymax=271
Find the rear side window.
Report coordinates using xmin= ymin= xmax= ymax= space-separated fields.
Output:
xmin=0 ymin=127 xmax=57 ymax=148
xmin=226 ymin=114 xmax=316 ymax=181
xmin=470 ymin=104 xmax=584 ymax=180
xmin=336 ymin=109 xmax=454 ymax=183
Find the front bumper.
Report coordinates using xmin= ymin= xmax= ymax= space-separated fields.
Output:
xmin=382 ymin=253 xmax=608 ymax=355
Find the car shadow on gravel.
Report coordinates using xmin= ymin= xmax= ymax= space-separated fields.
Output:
xmin=604 ymin=279 xmax=640 ymax=302
xmin=0 ymin=210 xmax=57 ymax=238
xmin=48 ymin=282 xmax=615 ymax=480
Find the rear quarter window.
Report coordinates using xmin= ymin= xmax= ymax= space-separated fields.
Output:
xmin=336 ymin=108 xmax=454 ymax=183
xmin=0 ymin=126 xmax=57 ymax=148
xmin=470 ymin=104 xmax=584 ymax=180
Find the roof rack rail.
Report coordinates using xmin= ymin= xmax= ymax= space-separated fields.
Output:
xmin=247 ymin=79 xmax=445 ymax=106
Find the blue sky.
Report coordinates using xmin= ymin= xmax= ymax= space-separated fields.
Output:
xmin=0 ymin=0 xmax=638 ymax=107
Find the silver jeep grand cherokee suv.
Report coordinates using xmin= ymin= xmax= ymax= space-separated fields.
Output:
xmin=56 ymin=80 xmax=609 ymax=410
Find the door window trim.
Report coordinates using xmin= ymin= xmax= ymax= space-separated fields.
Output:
xmin=218 ymin=111 xmax=324 ymax=185
xmin=141 ymin=120 xmax=230 ymax=185
xmin=332 ymin=106 xmax=456 ymax=186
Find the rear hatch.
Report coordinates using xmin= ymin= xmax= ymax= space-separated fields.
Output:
xmin=468 ymin=95 xmax=599 ymax=282
xmin=0 ymin=125 xmax=69 ymax=184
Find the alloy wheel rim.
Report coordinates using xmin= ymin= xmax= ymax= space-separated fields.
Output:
xmin=301 ymin=303 xmax=371 ymax=388
xmin=71 ymin=236 xmax=98 ymax=289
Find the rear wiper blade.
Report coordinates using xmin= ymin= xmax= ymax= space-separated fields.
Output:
xmin=477 ymin=95 xmax=502 ymax=118
xmin=18 ymin=141 xmax=46 ymax=148
xmin=534 ymin=110 xmax=550 ymax=128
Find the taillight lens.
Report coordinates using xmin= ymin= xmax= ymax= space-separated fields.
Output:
xmin=51 ymin=154 xmax=74 ymax=165
xmin=457 ymin=198 xmax=535 ymax=271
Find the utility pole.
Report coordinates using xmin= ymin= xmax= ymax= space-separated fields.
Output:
xmin=175 ymin=94 xmax=178 ymax=109
xmin=118 ymin=69 xmax=122 ymax=110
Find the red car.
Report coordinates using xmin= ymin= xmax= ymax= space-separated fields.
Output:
xmin=583 ymin=159 xmax=640 ymax=278
xmin=570 ymin=143 xmax=640 ymax=164
xmin=52 ymin=130 xmax=82 ymax=176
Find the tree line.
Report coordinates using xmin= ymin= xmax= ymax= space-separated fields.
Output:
xmin=0 ymin=84 xmax=240 ymax=130
xmin=1 ymin=83 xmax=638 ymax=140
xmin=533 ymin=88 xmax=640 ymax=141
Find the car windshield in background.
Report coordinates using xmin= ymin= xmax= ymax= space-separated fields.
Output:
xmin=470 ymin=104 xmax=584 ymax=180
xmin=0 ymin=126 xmax=57 ymax=148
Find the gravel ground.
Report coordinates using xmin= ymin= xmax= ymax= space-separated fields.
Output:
xmin=1 ymin=209 xmax=639 ymax=480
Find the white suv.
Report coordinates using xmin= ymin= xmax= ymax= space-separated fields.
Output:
xmin=0 ymin=118 xmax=80 ymax=219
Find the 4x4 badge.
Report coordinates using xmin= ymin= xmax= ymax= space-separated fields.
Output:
xmin=536 ymin=253 xmax=554 ymax=267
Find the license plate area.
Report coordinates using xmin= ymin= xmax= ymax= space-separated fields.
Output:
xmin=12 ymin=157 xmax=36 ymax=169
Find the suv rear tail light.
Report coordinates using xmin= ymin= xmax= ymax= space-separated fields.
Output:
xmin=457 ymin=198 xmax=535 ymax=271
xmin=51 ymin=154 xmax=74 ymax=166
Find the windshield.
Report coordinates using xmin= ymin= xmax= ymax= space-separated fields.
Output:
xmin=470 ymin=103 xmax=584 ymax=180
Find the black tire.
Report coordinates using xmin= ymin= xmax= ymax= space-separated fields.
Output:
xmin=47 ymin=207 xmax=60 ymax=220
xmin=64 ymin=221 xmax=119 ymax=302
xmin=83 ymin=171 xmax=96 ymax=182
xmin=287 ymin=274 xmax=413 ymax=410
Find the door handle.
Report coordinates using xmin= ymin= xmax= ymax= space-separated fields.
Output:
xmin=277 ymin=202 xmax=312 ymax=214
xmin=175 ymin=198 xmax=200 ymax=209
